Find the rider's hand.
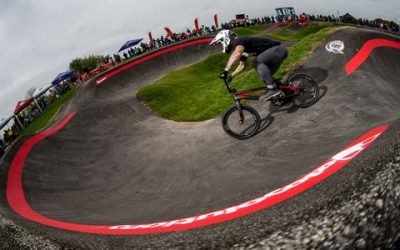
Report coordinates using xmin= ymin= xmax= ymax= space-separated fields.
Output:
xmin=219 ymin=70 xmax=228 ymax=79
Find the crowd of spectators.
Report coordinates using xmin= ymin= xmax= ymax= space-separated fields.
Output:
xmin=107 ymin=15 xmax=294 ymax=65
xmin=0 ymin=83 xmax=71 ymax=151
xmin=295 ymin=14 xmax=399 ymax=33
xmin=342 ymin=17 xmax=400 ymax=33
xmin=110 ymin=25 xmax=218 ymax=63
xmin=222 ymin=13 xmax=400 ymax=34
xmin=221 ymin=16 xmax=277 ymax=29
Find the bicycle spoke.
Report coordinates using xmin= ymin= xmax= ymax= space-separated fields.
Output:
xmin=239 ymin=122 xmax=257 ymax=136
xmin=223 ymin=106 xmax=260 ymax=139
xmin=289 ymin=74 xmax=319 ymax=108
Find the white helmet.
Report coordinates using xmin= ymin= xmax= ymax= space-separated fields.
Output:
xmin=210 ymin=30 xmax=237 ymax=53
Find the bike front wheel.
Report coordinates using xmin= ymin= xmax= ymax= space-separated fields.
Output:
xmin=288 ymin=74 xmax=320 ymax=108
xmin=222 ymin=105 xmax=261 ymax=140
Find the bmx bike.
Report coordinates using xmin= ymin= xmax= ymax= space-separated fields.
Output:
xmin=222 ymin=74 xmax=320 ymax=140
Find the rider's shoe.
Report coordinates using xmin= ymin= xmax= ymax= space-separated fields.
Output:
xmin=259 ymin=89 xmax=282 ymax=101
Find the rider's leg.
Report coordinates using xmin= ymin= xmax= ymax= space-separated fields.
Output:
xmin=253 ymin=45 xmax=288 ymax=100
xmin=253 ymin=61 xmax=276 ymax=89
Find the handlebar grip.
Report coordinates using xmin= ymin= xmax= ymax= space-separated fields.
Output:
xmin=223 ymin=78 xmax=237 ymax=93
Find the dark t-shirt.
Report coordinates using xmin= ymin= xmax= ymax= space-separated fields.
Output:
xmin=233 ymin=37 xmax=281 ymax=56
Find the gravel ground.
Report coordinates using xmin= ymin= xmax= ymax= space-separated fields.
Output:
xmin=234 ymin=137 xmax=400 ymax=250
xmin=0 ymin=215 xmax=60 ymax=250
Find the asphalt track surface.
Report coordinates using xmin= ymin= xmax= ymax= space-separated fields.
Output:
xmin=1 ymin=28 xmax=399 ymax=248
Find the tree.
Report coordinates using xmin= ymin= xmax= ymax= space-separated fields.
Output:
xmin=69 ymin=55 xmax=109 ymax=73
xmin=25 ymin=87 xmax=36 ymax=98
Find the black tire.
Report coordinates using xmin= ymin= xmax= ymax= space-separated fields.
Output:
xmin=222 ymin=105 xmax=261 ymax=140
xmin=288 ymin=74 xmax=320 ymax=108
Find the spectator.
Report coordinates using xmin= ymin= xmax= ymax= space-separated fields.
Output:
xmin=0 ymin=142 xmax=5 ymax=157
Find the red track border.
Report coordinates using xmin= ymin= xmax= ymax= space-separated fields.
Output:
xmin=345 ymin=38 xmax=400 ymax=75
xmin=95 ymin=38 xmax=213 ymax=86
xmin=6 ymin=114 xmax=388 ymax=235
xmin=6 ymin=36 xmax=395 ymax=235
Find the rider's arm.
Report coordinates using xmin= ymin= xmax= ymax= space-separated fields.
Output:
xmin=224 ymin=45 xmax=245 ymax=71
xmin=231 ymin=61 xmax=246 ymax=77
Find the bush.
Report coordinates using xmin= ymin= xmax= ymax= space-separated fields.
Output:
xmin=69 ymin=55 xmax=109 ymax=73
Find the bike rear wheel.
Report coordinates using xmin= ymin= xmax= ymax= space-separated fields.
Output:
xmin=222 ymin=105 xmax=261 ymax=140
xmin=288 ymin=74 xmax=319 ymax=108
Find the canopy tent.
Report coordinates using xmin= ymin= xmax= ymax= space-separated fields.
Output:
xmin=118 ymin=38 xmax=143 ymax=52
xmin=14 ymin=97 xmax=34 ymax=115
xmin=51 ymin=70 xmax=75 ymax=86
xmin=33 ymin=83 xmax=53 ymax=98
xmin=341 ymin=13 xmax=355 ymax=21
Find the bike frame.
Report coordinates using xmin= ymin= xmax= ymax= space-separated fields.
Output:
xmin=224 ymin=79 xmax=303 ymax=102
xmin=221 ymin=74 xmax=318 ymax=139
xmin=223 ymin=78 xmax=303 ymax=123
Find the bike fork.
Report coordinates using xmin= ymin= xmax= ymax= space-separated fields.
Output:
xmin=235 ymin=101 xmax=245 ymax=124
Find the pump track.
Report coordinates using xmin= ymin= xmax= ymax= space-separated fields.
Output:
xmin=1 ymin=27 xmax=400 ymax=249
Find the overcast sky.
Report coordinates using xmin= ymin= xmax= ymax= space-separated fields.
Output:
xmin=0 ymin=0 xmax=399 ymax=119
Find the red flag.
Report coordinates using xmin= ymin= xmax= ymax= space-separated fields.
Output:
xmin=148 ymin=32 xmax=153 ymax=43
xmin=164 ymin=27 xmax=174 ymax=38
xmin=214 ymin=14 xmax=219 ymax=28
xmin=194 ymin=18 xmax=199 ymax=33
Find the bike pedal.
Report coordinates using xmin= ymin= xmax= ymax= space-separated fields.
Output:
xmin=273 ymin=101 xmax=284 ymax=106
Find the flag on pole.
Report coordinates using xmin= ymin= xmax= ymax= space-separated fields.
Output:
xmin=164 ymin=27 xmax=174 ymax=38
xmin=214 ymin=14 xmax=219 ymax=28
xmin=194 ymin=18 xmax=199 ymax=33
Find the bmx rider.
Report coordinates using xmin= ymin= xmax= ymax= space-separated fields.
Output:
xmin=210 ymin=30 xmax=288 ymax=101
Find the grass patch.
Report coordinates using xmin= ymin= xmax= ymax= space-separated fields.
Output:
xmin=274 ymin=25 xmax=347 ymax=79
xmin=138 ymin=53 xmax=263 ymax=121
xmin=138 ymin=25 xmax=346 ymax=121
xmin=19 ymin=88 xmax=77 ymax=136
xmin=234 ymin=24 xmax=270 ymax=36
xmin=266 ymin=23 xmax=330 ymax=41
xmin=234 ymin=23 xmax=329 ymax=41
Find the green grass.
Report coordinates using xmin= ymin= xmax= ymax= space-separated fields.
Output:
xmin=234 ymin=24 xmax=270 ymax=36
xmin=138 ymin=25 xmax=346 ymax=121
xmin=266 ymin=23 xmax=330 ymax=41
xmin=234 ymin=23 xmax=330 ymax=41
xmin=274 ymin=25 xmax=347 ymax=79
xmin=138 ymin=53 xmax=263 ymax=121
xmin=19 ymin=89 xmax=77 ymax=136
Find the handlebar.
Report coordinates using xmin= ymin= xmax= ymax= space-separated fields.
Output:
xmin=224 ymin=78 xmax=237 ymax=94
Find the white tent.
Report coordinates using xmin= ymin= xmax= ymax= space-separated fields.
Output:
xmin=33 ymin=83 xmax=53 ymax=98
xmin=0 ymin=115 xmax=13 ymax=130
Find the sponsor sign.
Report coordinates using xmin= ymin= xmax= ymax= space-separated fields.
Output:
xmin=326 ymin=40 xmax=345 ymax=54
